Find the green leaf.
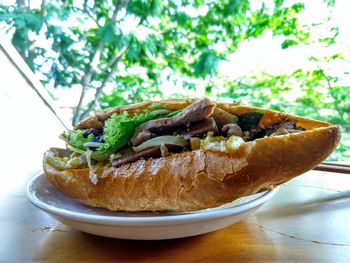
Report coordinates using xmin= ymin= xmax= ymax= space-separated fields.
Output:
xmin=224 ymin=0 xmax=249 ymax=16
xmin=149 ymin=0 xmax=163 ymax=17
xmin=100 ymin=91 xmax=128 ymax=109
xmin=144 ymin=35 xmax=158 ymax=56
xmin=194 ymin=50 xmax=220 ymax=77
xmin=174 ymin=12 xmax=191 ymax=26
xmin=127 ymin=0 xmax=150 ymax=17
xmin=281 ymin=39 xmax=298 ymax=49
xmin=291 ymin=3 xmax=305 ymax=13
xmin=126 ymin=35 xmax=141 ymax=61
xmin=95 ymin=109 xmax=172 ymax=159
xmin=182 ymin=80 xmax=196 ymax=90
xmin=68 ymin=130 xmax=95 ymax=150
xmin=12 ymin=29 xmax=29 ymax=54
xmin=96 ymin=21 xmax=120 ymax=45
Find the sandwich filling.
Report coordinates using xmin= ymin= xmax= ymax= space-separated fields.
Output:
xmin=49 ymin=98 xmax=304 ymax=183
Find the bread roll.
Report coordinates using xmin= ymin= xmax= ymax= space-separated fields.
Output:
xmin=43 ymin=100 xmax=341 ymax=211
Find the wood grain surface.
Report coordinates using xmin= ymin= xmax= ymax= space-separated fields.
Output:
xmin=1 ymin=170 xmax=350 ymax=262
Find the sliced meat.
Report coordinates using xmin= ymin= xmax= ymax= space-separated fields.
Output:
xmin=131 ymin=98 xmax=215 ymax=145
xmin=269 ymin=120 xmax=304 ymax=136
xmin=222 ymin=123 xmax=243 ymax=137
xmin=132 ymin=131 xmax=152 ymax=144
xmin=160 ymin=144 xmax=169 ymax=157
xmin=112 ymin=145 xmax=183 ymax=168
xmin=112 ymin=147 xmax=161 ymax=168
xmin=176 ymin=117 xmax=218 ymax=140
xmin=49 ymin=147 xmax=72 ymax=158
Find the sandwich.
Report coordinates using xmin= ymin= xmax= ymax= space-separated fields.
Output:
xmin=43 ymin=98 xmax=341 ymax=211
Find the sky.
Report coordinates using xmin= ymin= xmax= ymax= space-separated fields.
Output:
xmin=220 ymin=0 xmax=349 ymax=77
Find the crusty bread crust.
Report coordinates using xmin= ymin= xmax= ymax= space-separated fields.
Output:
xmin=43 ymin=100 xmax=341 ymax=211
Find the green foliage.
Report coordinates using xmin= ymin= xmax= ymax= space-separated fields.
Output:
xmin=100 ymin=92 xmax=128 ymax=109
xmin=0 ymin=0 xmax=348 ymax=160
xmin=0 ymin=6 xmax=43 ymax=69
xmin=194 ymin=50 xmax=220 ymax=77
xmin=0 ymin=0 xmax=317 ymax=98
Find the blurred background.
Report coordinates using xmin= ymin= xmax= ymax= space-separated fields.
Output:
xmin=0 ymin=0 xmax=349 ymax=161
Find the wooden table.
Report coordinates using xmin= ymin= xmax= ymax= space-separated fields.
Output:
xmin=1 ymin=170 xmax=350 ymax=262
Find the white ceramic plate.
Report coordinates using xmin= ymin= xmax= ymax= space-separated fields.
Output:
xmin=27 ymin=173 xmax=277 ymax=240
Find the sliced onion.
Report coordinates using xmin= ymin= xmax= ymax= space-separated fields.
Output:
xmin=149 ymin=109 xmax=171 ymax=115
xmin=86 ymin=149 xmax=98 ymax=185
xmin=83 ymin=142 xmax=103 ymax=148
xmin=67 ymin=144 xmax=85 ymax=154
xmin=213 ymin=107 xmax=238 ymax=129
xmin=132 ymin=135 xmax=188 ymax=152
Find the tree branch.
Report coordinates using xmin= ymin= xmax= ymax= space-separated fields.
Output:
xmin=81 ymin=15 xmax=144 ymax=119
xmin=41 ymin=0 xmax=46 ymax=16
xmin=79 ymin=46 xmax=129 ymax=120
xmin=72 ymin=0 xmax=127 ymax=125
xmin=82 ymin=0 xmax=99 ymax=25
xmin=79 ymin=16 xmax=145 ymax=121
xmin=72 ymin=41 xmax=103 ymax=125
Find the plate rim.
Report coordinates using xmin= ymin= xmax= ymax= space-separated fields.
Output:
xmin=27 ymin=173 xmax=277 ymax=226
